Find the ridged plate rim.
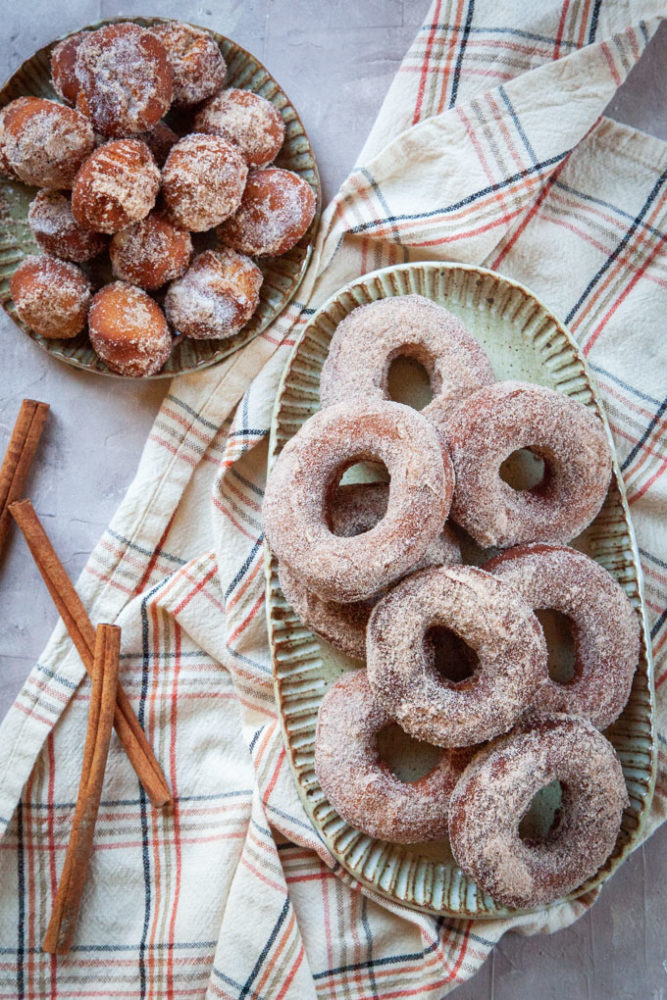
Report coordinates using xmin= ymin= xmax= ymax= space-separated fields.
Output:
xmin=264 ymin=260 xmax=657 ymax=920
xmin=0 ymin=16 xmax=321 ymax=379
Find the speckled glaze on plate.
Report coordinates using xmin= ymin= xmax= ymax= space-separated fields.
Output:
xmin=265 ymin=261 xmax=656 ymax=919
xmin=0 ymin=17 xmax=320 ymax=379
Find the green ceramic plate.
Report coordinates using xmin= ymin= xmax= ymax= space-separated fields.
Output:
xmin=265 ymin=261 xmax=656 ymax=919
xmin=0 ymin=17 xmax=320 ymax=378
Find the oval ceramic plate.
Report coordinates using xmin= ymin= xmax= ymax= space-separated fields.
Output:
xmin=0 ymin=17 xmax=320 ymax=378
xmin=265 ymin=262 xmax=656 ymax=919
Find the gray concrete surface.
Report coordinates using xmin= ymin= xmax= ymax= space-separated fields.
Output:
xmin=1 ymin=3 xmax=665 ymax=997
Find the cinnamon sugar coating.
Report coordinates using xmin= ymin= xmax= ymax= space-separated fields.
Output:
xmin=110 ymin=211 xmax=192 ymax=290
xmin=0 ymin=96 xmax=94 ymax=189
xmin=219 ymin=167 xmax=316 ymax=256
xmin=367 ymin=565 xmax=548 ymax=747
xmin=195 ymin=88 xmax=285 ymax=167
xmin=74 ymin=23 xmax=173 ymax=137
xmin=448 ymin=716 xmax=628 ymax=908
xmin=28 ymin=190 xmax=107 ymax=263
xmin=485 ymin=543 xmax=641 ymax=729
xmin=278 ymin=482 xmax=461 ymax=661
xmin=88 ymin=281 xmax=172 ymax=377
xmin=264 ymin=400 xmax=453 ymax=603
xmin=315 ymin=670 xmax=472 ymax=843
xmin=71 ymin=138 xmax=160 ymax=234
xmin=10 ymin=254 xmax=91 ymax=339
xmin=445 ymin=381 xmax=612 ymax=548
xmin=150 ymin=21 xmax=226 ymax=105
xmin=320 ymin=295 xmax=495 ymax=434
xmin=50 ymin=31 xmax=89 ymax=104
xmin=164 ymin=248 xmax=263 ymax=340
xmin=162 ymin=134 xmax=248 ymax=232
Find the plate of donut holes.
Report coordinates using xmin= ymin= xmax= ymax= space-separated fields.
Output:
xmin=0 ymin=17 xmax=320 ymax=377
xmin=264 ymin=261 xmax=656 ymax=918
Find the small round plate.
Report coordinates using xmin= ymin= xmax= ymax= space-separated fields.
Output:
xmin=265 ymin=261 xmax=656 ymax=919
xmin=0 ymin=17 xmax=321 ymax=378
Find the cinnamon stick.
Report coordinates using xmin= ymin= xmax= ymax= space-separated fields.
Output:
xmin=43 ymin=623 xmax=120 ymax=954
xmin=0 ymin=399 xmax=49 ymax=560
xmin=9 ymin=498 xmax=171 ymax=809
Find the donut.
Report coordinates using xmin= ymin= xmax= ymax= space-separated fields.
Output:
xmin=445 ymin=381 xmax=613 ymax=548
xmin=278 ymin=482 xmax=461 ymax=661
xmin=71 ymin=139 xmax=160 ymax=234
xmin=164 ymin=248 xmax=263 ymax=340
xmin=150 ymin=21 xmax=226 ymax=105
xmin=50 ymin=30 xmax=89 ymax=104
xmin=88 ymin=281 xmax=172 ymax=376
xmin=110 ymin=211 xmax=193 ymax=290
xmin=162 ymin=134 xmax=248 ymax=232
xmin=484 ymin=544 xmax=640 ymax=729
xmin=367 ymin=565 xmax=547 ymax=747
xmin=448 ymin=716 xmax=628 ymax=908
xmin=9 ymin=255 xmax=90 ymax=339
xmin=28 ymin=190 xmax=107 ymax=262
xmin=320 ymin=295 xmax=495 ymax=434
xmin=0 ymin=96 xmax=94 ymax=189
xmin=263 ymin=400 xmax=453 ymax=603
xmin=132 ymin=120 xmax=178 ymax=167
xmin=218 ymin=167 xmax=316 ymax=256
xmin=74 ymin=23 xmax=173 ymax=137
xmin=315 ymin=670 xmax=472 ymax=843
xmin=195 ymin=88 xmax=285 ymax=167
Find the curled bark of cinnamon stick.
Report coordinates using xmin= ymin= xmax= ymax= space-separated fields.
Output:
xmin=43 ymin=623 xmax=120 ymax=954
xmin=9 ymin=498 xmax=171 ymax=809
xmin=0 ymin=399 xmax=49 ymax=560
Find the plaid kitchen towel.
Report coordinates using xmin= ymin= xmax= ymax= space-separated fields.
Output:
xmin=1 ymin=1 xmax=666 ymax=996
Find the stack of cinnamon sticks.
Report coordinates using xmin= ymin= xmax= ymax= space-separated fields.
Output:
xmin=0 ymin=399 xmax=171 ymax=955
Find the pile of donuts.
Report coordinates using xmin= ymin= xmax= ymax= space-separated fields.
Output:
xmin=263 ymin=294 xmax=641 ymax=910
xmin=0 ymin=20 xmax=317 ymax=376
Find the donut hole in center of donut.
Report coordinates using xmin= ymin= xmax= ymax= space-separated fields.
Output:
xmin=499 ymin=448 xmax=548 ymax=492
xmin=424 ymin=626 xmax=480 ymax=687
xmin=328 ymin=461 xmax=390 ymax=536
xmin=386 ymin=355 xmax=434 ymax=412
xmin=518 ymin=779 xmax=564 ymax=843
xmin=535 ymin=609 xmax=577 ymax=684
xmin=376 ymin=723 xmax=443 ymax=783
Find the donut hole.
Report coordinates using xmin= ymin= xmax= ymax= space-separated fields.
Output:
xmin=518 ymin=779 xmax=564 ymax=842
xmin=535 ymin=609 xmax=577 ymax=684
xmin=329 ymin=462 xmax=389 ymax=535
xmin=376 ymin=723 xmax=443 ymax=783
xmin=387 ymin=356 xmax=434 ymax=412
xmin=499 ymin=448 xmax=547 ymax=492
xmin=424 ymin=626 xmax=479 ymax=687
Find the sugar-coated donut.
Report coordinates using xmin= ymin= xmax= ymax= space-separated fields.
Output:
xmin=88 ymin=281 xmax=172 ymax=376
xmin=320 ymin=295 xmax=495 ymax=434
xmin=484 ymin=544 xmax=641 ymax=729
xmin=162 ymin=134 xmax=248 ymax=232
xmin=195 ymin=88 xmax=285 ymax=167
xmin=315 ymin=670 xmax=472 ymax=843
xmin=74 ymin=23 xmax=173 ymax=137
xmin=218 ymin=167 xmax=316 ymax=255
xmin=28 ymin=190 xmax=107 ymax=262
xmin=164 ymin=248 xmax=263 ymax=340
xmin=71 ymin=139 xmax=160 ymax=234
xmin=278 ymin=482 xmax=461 ymax=661
xmin=150 ymin=21 xmax=226 ymax=105
xmin=367 ymin=565 xmax=547 ymax=747
xmin=0 ymin=96 xmax=94 ymax=189
xmin=131 ymin=120 xmax=179 ymax=167
xmin=448 ymin=716 xmax=628 ymax=908
xmin=50 ymin=31 xmax=90 ymax=104
xmin=110 ymin=211 xmax=192 ymax=290
xmin=10 ymin=254 xmax=90 ymax=339
xmin=445 ymin=381 xmax=613 ymax=548
xmin=264 ymin=400 xmax=453 ymax=603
